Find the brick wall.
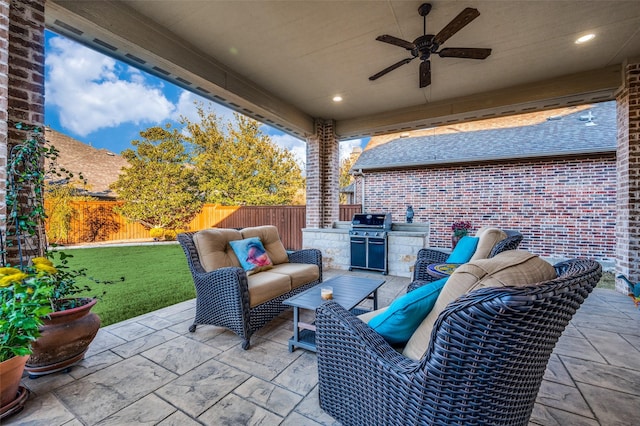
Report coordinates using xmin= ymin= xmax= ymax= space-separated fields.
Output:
xmin=356 ymin=155 xmax=617 ymax=263
xmin=4 ymin=0 xmax=46 ymax=263
xmin=1 ymin=0 xmax=9 ymax=233
xmin=615 ymin=60 xmax=640 ymax=292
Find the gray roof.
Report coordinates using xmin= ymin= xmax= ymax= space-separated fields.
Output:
xmin=353 ymin=102 xmax=616 ymax=171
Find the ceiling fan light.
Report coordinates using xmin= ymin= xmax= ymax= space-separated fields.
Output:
xmin=575 ymin=34 xmax=595 ymax=44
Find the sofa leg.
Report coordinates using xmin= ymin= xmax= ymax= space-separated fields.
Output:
xmin=242 ymin=339 xmax=250 ymax=350
xmin=189 ymin=324 xmax=197 ymax=333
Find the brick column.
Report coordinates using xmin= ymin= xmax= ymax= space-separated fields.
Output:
xmin=1 ymin=0 xmax=10 ymax=244
xmin=4 ymin=0 xmax=46 ymax=263
xmin=306 ymin=119 xmax=339 ymax=228
xmin=616 ymin=58 xmax=640 ymax=293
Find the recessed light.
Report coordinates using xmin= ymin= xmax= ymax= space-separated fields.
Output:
xmin=575 ymin=34 xmax=595 ymax=44
xmin=332 ymin=95 xmax=343 ymax=102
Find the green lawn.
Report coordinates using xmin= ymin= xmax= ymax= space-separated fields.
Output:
xmin=60 ymin=244 xmax=195 ymax=327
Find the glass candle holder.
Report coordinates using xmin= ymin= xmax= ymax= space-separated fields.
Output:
xmin=321 ymin=286 xmax=333 ymax=300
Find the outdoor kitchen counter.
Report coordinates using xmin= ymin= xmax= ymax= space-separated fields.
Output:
xmin=302 ymin=222 xmax=430 ymax=278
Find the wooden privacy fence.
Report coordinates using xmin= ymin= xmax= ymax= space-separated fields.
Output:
xmin=44 ymin=201 xmax=361 ymax=250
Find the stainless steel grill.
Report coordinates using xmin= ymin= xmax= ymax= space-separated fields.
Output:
xmin=349 ymin=213 xmax=391 ymax=275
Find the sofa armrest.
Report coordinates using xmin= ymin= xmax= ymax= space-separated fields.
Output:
xmin=190 ymin=266 xmax=250 ymax=314
xmin=413 ymin=257 xmax=446 ymax=282
xmin=416 ymin=248 xmax=450 ymax=263
xmin=316 ymin=301 xmax=420 ymax=374
xmin=288 ymin=248 xmax=322 ymax=267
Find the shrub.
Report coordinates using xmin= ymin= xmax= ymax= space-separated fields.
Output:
xmin=149 ymin=228 xmax=164 ymax=239
xmin=163 ymin=229 xmax=177 ymax=241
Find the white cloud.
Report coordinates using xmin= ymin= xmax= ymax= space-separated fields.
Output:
xmin=45 ymin=36 xmax=175 ymax=136
xmin=171 ymin=90 xmax=237 ymax=125
xmin=340 ymin=139 xmax=364 ymax=162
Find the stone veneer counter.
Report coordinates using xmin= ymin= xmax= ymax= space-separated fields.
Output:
xmin=302 ymin=222 xmax=430 ymax=278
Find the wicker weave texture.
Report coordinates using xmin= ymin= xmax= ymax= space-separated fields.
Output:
xmin=316 ymin=259 xmax=601 ymax=426
xmin=412 ymin=230 xmax=523 ymax=284
xmin=178 ymin=232 xmax=322 ymax=348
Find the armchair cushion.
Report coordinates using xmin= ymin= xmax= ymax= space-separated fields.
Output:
xmin=446 ymin=236 xmax=479 ymax=263
xmin=470 ymin=227 xmax=508 ymax=260
xmin=229 ymin=237 xmax=273 ymax=274
xmin=403 ymin=250 xmax=557 ymax=360
xmin=192 ymin=228 xmax=243 ymax=271
xmin=366 ymin=277 xmax=448 ymax=345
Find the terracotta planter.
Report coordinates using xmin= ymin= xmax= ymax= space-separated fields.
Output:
xmin=25 ymin=298 xmax=100 ymax=377
xmin=0 ymin=355 xmax=28 ymax=407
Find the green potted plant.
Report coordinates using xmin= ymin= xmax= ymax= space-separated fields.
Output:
xmin=0 ymin=262 xmax=54 ymax=417
xmin=2 ymin=123 xmax=121 ymax=378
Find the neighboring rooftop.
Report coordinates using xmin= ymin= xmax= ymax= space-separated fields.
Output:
xmin=353 ymin=101 xmax=616 ymax=171
xmin=44 ymin=128 xmax=129 ymax=199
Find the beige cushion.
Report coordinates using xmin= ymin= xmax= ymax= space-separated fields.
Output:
xmin=470 ymin=227 xmax=508 ymax=261
xmin=193 ymin=228 xmax=242 ymax=272
xmin=241 ymin=226 xmax=289 ymax=265
xmin=247 ymin=271 xmax=292 ymax=307
xmin=269 ymin=263 xmax=320 ymax=289
xmin=357 ymin=307 xmax=388 ymax=323
xmin=402 ymin=250 xmax=557 ymax=360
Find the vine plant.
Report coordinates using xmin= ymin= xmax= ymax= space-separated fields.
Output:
xmin=3 ymin=123 xmax=85 ymax=265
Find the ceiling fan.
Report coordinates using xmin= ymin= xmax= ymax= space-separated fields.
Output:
xmin=369 ymin=3 xmax=492 ymax=88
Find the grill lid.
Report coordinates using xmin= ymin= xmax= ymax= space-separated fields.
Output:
xmin=351 ymin=213 xmax=392 ymax=230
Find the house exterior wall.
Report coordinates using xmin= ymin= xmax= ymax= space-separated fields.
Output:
xmin=615 ymin=59 xmax=640 ymax=292
xmin=354 ymin=155 xmax=617 ymax=264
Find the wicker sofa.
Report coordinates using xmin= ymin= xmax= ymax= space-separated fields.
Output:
xmin=316 ymin=252 xmax=601 ymax=426
xmin=178 ymin=225 xmax=322 ymax=349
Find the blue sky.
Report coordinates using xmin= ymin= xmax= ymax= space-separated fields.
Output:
xmin=44 ymin=31 xmax=366 ymax=169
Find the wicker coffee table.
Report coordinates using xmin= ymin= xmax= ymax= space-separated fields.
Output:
xmin=283 ymin=275 xmax=385 ymax=352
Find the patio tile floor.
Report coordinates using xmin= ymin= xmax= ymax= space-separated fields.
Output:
xmin=5 ymin=269 xmax=639 ymax=425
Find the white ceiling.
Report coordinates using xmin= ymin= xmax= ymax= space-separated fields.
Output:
xmin=46 ymin=1 xmax=640 ymax=141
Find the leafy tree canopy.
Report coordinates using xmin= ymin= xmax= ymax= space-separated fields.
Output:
xmin=110 ymin=125 xmax=203 ymax=229
xmin=183 ymin=106 xmax=305 ymax=205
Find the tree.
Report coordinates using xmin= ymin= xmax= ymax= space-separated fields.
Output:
xmin=110 ymin=125 xmax=203 ymax=230
xmin=339 ymin=152 xmax=358 ymax=204
xmin=183 ymin=106 xmax=304 ymax=205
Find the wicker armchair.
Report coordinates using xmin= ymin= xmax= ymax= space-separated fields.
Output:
xmin=316 ymin=259 xmax=601 ymax=426
xmin=412 ymin=229 xmax=523 ymax=286
xmin=178 ymin=232 xmax=322 ymax=349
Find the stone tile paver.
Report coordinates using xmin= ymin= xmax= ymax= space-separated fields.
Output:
xmin=53 ymin=355 xmax=177 ymax=424
xmin=141 ymin=335 xmax=222 ymax=375
xmin=197 ymin=393 xmax=283 ymax=425
xmin=3 ymin=277 xmax=639 ymax=426
xmin=155 ymin=358 xmax=250 ymax=418
xmin=234 ymin=376 xmax=303 ymax=417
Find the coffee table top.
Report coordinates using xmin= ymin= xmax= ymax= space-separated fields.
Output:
xmin=283 ymin=275 xmax=385 ymax=311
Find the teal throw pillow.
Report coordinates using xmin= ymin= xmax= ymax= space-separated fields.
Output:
xmin=367 ymin=277 xmax=448 ymax=345
xmin=229 ymin=237 xmax=273 ymax=274
xmin=446 ymin=236 xmax=479 ymax=263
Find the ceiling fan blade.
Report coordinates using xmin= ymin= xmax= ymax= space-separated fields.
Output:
xmin=369 ymin=57 xmax=415 ymax=81
xmin=419 ymin=60 xmax=431 ymax=88
xmin=433 ymin=8 xmax=480 ymax=46
xmin=438 ymin=47 xmax=492 ymax=59
xmin=376 ymin=35 xmax=415 ymax=50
